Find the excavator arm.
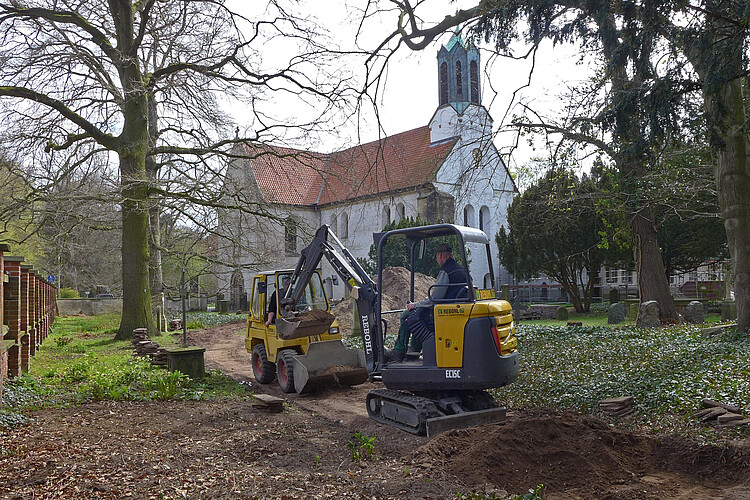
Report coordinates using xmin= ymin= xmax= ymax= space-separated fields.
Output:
xmin=280 ymin=225 xmax=383 ymax=374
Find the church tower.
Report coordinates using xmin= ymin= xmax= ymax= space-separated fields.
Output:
xmin=430 ymin=31 xmax=491 ymax=144
xmin=436 ymin=31 xmax=481 ymax=114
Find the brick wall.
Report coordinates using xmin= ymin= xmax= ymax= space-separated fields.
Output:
xmin=4 ymin=258 xmax=22 ymax=377
xmin=0 ymin=251 xmax=56 ymax=384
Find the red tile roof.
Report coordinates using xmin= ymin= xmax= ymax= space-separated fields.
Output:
xmin=239 ymin=126 xmax=457 ymax=206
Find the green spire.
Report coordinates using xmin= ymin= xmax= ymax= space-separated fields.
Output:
xmin=445 ymin=27 xmax=468 ymax=52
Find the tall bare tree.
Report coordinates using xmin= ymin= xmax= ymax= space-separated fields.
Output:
xmin=0 ymin=0 xmax=357 ymax=338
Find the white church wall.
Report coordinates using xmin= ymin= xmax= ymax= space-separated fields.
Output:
xmin=432 ymin=113 xmax=515 ymax=289
xmin=318 ymin=191 xmax=420 ymax=300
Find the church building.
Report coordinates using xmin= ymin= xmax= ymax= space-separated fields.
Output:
xmin=217 ymin=33 xmax=518 ymax=308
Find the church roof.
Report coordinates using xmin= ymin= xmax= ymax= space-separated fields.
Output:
xmin=238 ymin=126 xmax=457 ymax=206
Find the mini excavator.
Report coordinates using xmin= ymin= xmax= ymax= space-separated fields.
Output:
xmin=263 ymin=223 xmax=519 ymax=436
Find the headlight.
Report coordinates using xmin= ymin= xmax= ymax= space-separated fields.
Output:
xmin=328 ymin=327 xmax=339 ymax=335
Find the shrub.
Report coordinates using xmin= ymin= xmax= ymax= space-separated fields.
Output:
xmin=58 ymin=287 xmax=79 ymax=298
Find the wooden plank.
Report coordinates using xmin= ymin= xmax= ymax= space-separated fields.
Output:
xmin=600 ymin=396 xmax=634 ymax=406
xmin=253 ymin=394 xmax=284 ymax=404
xmin=717 ymin=413 xmax=745 ymax=424
xmin=703 ymin=399 xmax=743 ymax=414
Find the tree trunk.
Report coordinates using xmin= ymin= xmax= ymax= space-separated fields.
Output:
xmin=709 ymin=78 xmax=750 ymax=332
xmin=559 ymin=267 xmax=584 ymax=313
xmin=116 ymin=163 xmax=155 ymax=340
xmin=632 ymin=206 xmax=679 ymax=321
xmin=685 ymin=7 xmax=750 ymax=333
xmin=113 ymin=0 xmax=155 ymax=340
xmin=146 ymin=93 xmax=167 ymax=333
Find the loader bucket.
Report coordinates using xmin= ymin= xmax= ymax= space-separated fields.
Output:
xmin=276 ymin=310 xmax=335 ymax=340
xmin=293 ymin=340 xmax=368 ymax=394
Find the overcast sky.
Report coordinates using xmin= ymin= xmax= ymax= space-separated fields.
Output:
xmin=226 ymin=0 xmax=594 ymax=180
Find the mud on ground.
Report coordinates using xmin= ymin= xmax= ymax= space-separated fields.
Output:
xmin=1 ymin=321 xmax=749 ymax=499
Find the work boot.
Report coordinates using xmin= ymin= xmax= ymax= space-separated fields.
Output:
xmin=384 ymin=348 xmax=405 ymax=363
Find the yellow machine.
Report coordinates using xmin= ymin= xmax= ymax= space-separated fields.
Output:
xmin=246 ymin=269 xmax=366 ymax=393
xmin=278 ymin=223 xmax=519 ymax=435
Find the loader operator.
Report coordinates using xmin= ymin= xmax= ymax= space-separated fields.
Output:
xmin=265 ymin=275 xmax=291 ymax=326
xmin=387 ymin=243 xmax=467 ymax=362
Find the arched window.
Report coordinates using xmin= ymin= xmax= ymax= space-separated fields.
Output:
xmin=479 ymin=206 xmax=490 ymax=233
xmin=455 ymin=61 xmax=463 ymax=99
xmin=463 ymin=205 xmax=475 ymax=227
xmin=470 ymin=60 xmax=479 ymax=104
xmin=284 ymin=217 xmax=297 ymax=256
xmin=396 ymin=203 xmax=405 ymax=221
xmin=340 ymin=212 xmax=349 ymax=238
xmin=382 ymin=206 xmax=391 ymax=227
xmin=330 ymin=213 xmax=337 ymax=233
xmin=439 ymin=62 xmax=449 ymax=105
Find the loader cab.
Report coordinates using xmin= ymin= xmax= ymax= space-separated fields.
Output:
xmin=246 ymin=269 xmax=341 ymax=365
xmin=255 ymin=270 xmax=330 ymax=324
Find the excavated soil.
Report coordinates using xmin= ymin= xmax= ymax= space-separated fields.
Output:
xmin=332 ymin=266 xmax=435 ymax=336
xmin=293 ymin=309 xmax=335 ymax=323
xmin=2 ymin=310 xmax=749 ymax=498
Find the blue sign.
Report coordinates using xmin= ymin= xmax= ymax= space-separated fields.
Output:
xmin=47 ymin=274 xmax=55 ymax=283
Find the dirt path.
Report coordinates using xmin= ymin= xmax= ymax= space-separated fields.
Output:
xmin=1 ymin=322 xmax=748 ymax=499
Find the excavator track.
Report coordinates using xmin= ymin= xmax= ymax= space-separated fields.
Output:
xmin=366 ymin=389 xmax=443 ymax=436
xmin=367 ymin=388 xmax=509 ymax=437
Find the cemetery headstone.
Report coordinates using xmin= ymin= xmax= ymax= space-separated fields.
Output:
xmin=684 ymin=301 xmax=706 ymax=324
xmin=608 ymin=302 xmax=626 ymax=324
xmin=636 ymin=300 xmax=661 ymax=328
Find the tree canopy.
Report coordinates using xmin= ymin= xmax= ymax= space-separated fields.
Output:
xmin=497 ymin=163 xmax=627 ymax=312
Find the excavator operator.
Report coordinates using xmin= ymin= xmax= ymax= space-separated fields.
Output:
xmin=387 ymin=243 xmax=467 ymax=362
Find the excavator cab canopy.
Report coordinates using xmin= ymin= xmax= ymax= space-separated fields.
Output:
xmin=375 ymin=223 xmax=496 ymax=304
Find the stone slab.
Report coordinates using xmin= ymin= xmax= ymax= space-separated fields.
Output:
xmin=166 ymin=347 xmax=206 ymax=379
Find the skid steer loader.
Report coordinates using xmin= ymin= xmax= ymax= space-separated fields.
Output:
xmin=246 ymin=269 xmax=367 ymax=393
xmin=274 ymin=223 xmax=519 ymax=436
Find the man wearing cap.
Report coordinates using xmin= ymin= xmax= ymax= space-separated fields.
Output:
xmin=387 ymin=243 xmax=468 ymax=362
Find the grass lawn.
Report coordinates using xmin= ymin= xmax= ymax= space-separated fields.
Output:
xmin=0 ymin=312 xmax=251 ymax=428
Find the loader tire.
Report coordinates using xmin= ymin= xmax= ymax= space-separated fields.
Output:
xmin=251 ymin=344 xmax=275 ymax=384
xmin=276 ymin=349 xmax=297 ymax=393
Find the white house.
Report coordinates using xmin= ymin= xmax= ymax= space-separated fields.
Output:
xmin=216 ymin=33 xmax=518 ymax=308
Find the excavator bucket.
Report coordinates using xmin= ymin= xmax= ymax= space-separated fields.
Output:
xmin=276 ymin=310 xmax=336 ymax=340
xmin=293 ymin=340 xmax=368 ymax=394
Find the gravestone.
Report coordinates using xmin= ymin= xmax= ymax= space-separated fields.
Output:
xmin=609 ymin=288 xmax=620 ymax=304
xmin=166 ymin=347 xmax=206 ymax=379
xmin=556 ymin=306 xmax=569 ymax=321
xmin=684 ymin=301 xmax=706 ymax=324
xmin=608 ymin=302 xmax=626 ymax=324
xmin=636 ymin=300 xmax=661 ymax=328
xmin=721 ymin=301 xmax=737 ymax=321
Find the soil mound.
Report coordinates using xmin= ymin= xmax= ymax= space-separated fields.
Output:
xmin=331 ymin=266 xmax=434 ymax=337
xmin=411 ymin=413 xmax=750 ymax=497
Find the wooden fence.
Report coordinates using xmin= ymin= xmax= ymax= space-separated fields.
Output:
xmin=0 ymin=244 xmax=57 ymax=399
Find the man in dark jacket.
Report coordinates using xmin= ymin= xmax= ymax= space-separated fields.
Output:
xmin=387 ymin=243 xmax=468 ymax=362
